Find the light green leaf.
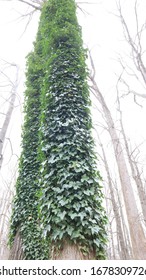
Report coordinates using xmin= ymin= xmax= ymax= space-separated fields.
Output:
xmin=66 ymin=227 xmax=73 ymax=236
xmin=91 ymin=225 xmax=100 ymax=234
xmin=69 ymin=212 xmax=77 ymax=220
xmin=60 ymin=211 xmax=66 ymax=220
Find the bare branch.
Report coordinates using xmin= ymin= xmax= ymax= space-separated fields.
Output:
xmin=0 ymin=0 xmax=43 ymax=10
xmin=18 ymin=0 xmax=41 ymax=10
xmin=117 ymin=0 xmax=146 ymax=85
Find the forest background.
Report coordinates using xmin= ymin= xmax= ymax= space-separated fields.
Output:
xmin=0 ymin=0 xmax=146 ymax=259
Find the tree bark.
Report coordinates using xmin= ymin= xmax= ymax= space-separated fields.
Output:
xmin=9 ymin=230 xmax=24 ymax=260
xmin=51 ymin=241 xmax=95 ymax=260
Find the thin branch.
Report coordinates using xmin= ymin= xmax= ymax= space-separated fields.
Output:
xmin=117 ymin=0 xmax=146 ymax=85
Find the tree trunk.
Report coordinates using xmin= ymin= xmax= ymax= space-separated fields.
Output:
xmin=116 ymin=186 xmax=133 ymax=259
xmin=132 ymin=161 xmax=146 ymax=223
xmin=118 ymin=98 xmax=146 ymax=224
xmin=90 ymin=76 xmax=146 ymax=259
xmin=0 ymin=190 xmax=13 ymax=259
xmin=0 ymin=65 xmax=18 ymax=169
xmin=100 ymin=140 xmax=130 ymax=259
xmin=51 ymin=241 xmax=95 ymax=260
xmin=9 ymin=230 xmax=24 ymax=260
xmin=109 ymin=223 xmax=116 ymax=259
xmin=9 ymin=1 xmax=107 ymax=260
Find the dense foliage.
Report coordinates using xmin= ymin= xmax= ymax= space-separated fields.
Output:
xmin=10 ymin=0 xmax=107 ymax=259
xmin=9 ymin=35 xmax=49 ymax=259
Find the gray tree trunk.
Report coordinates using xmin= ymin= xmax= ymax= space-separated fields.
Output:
xmin=0 ymin=64 xmax=18 ymax=169
xmin=100 ymin=140 xmax=130 ymax=259
xmin=118 ymin=100 xmax=146 ymax=224
xmin=90 ymin=71 xmax=146 ymax=259
xmin=0 ymin=190 xmax=13 ymax=259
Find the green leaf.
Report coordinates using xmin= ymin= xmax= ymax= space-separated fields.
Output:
xmin=73 ymin=204 xmax=81 ymax=212
xmin=69 ymin=212 xmax=78 ymax=220
xmin=60 ymin=211 xmax=66 ymax=220
xmin=81 ymin=174 xmax=89 ymax=182
xmin=59 ymin=199 xmax=67 ymax=206
xmin=91 ymin=225 xmax=100 ymax=235
xmin=71 ymin=231 xmax=81 ymax=239
xmin=66 ymin=226 xmax=73 ymax=236
xmin=93 ymin=239 xmax=100 ymax=247
xmin=78 ymin=212 xmax=86 ymax=221
xmin=44 ymin=174 xmax=50 ymax=179
xmin=84 ymin=189 xmax=91 ymax=196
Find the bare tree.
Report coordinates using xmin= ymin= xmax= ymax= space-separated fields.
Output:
xmin=98 ymin=137 xmax=131 ymax=259
xmin=0 ymin=62 xmax=19 ymax=169
xmin=113 ymin=0 xmax=146 ymax=226
xmin=89 ymin=49 xmax=146 ymax=259
xmin=0 ymin=185 xmax=15 ymax=259
xmin=0 ymin=62 xmax=19 ymax=259
xmin=116 ymin=0 xmax=146 ymax=102
xmin=116 ymin=88 xmax=146 ymax=224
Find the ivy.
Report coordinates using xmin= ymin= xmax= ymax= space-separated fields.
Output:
xmin=9 ymin=0 xmax=107 ymax=260
xmin=9 ymin=37 xmax=49 ymax=259
xmin=38 ymin=0 xmax=107 ymax=259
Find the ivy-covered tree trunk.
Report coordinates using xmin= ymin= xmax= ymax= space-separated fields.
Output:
xmin=9 ymin=0 xmax=107 ymax=260
xmin=9 ymin=44 xmax=49 ymax=260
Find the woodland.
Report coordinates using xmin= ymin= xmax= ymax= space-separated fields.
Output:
xmin=0 ymin=0 xmax=146 ymax=260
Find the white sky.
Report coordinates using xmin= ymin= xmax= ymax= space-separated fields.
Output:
xmin=0 ymin=0 xmax=146 ymax=192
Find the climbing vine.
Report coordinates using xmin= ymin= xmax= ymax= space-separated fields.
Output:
xmin=9 ymin=34 xmax=49 ymax=259
xmin=10 ymin=0 xmax=107 ymax=260
xmin=38 ymin=0 xmax=107 ymax=259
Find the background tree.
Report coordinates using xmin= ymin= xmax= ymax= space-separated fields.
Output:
xmin=89 ymin=52 xmax=146 ymax=259
xmin=0 ymin=61 xmax=20 ymax=259
xmin=87 ymin=0 xmax=146 ymax=259
xmin=0 ymin=61 xmax=19 ymax=169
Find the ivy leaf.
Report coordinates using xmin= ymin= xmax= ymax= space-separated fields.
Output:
xmin=81 ymin=174 xmax=88 ymax=182
xmin=52 ymin=230 xmax=60 ymax=241
xmin=73 ymin=204 xmax=81 ymax=212
xmin=59 ymin=199 xmax=67 ymax=206
xmin=93 ymin=239 xmax=100 ymax=247
xmin=66 ymin=226 xmax=73 ymax=236
xmin=91 ymin=225 xmax=100 ymax=235
xmin=60 ymin=211 xmax=66 ymax=220
xmin=78 ymin=212 xmax=86 ymax=221
xmin=71 ymin=231 xmax=81 ymax=239
xmin=87 ymin=179 xmax=94 ymax=184
xmin=44 ymin=174 xmax=50 ymax=179
xmin=47 ymin=201 xmax=52 ymax=210
xmin=69 ymin=212 xmax=78 ymax=220
xmin=84 ymin=190 xmax=91 ymax=196
xmin=48 ymin=154 xmax=57 ymax=164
